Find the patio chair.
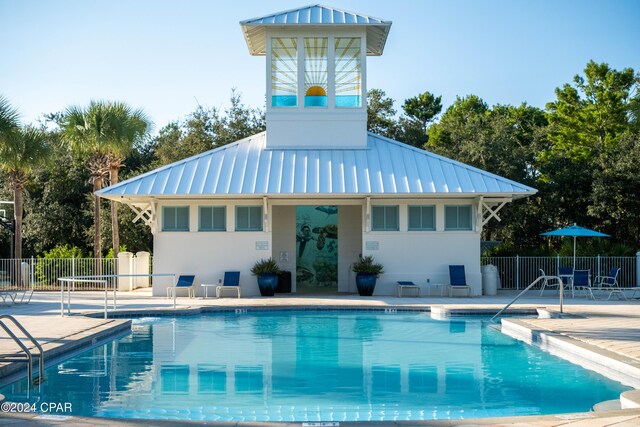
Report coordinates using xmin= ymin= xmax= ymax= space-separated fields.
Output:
xmin=572 ymin=270 xmax=593 ymax=299
xmin=0 ymin=287 xmax=17 ymax=305
xmin=216 ymin=271 xmax=241 ymax=298
xmin=558 ymin=267 xmax=574 ymax=297
xmin=166 ymin=275 xmax=196 ymax=298
xmin=594 ymin=268 xmax=625 ymax=300
xmin=538 ymin=269 xmax=562 ymax=296
xmin=448 ymin=265 xmax=471 ymax=297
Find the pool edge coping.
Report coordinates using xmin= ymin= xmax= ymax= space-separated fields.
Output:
xmin=501 ymin=318 xmax=640 ymax=391
xmin=0 ymin=318 xmax=131 ymax=387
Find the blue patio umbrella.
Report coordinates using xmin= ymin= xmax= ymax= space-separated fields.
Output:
xmin=541 ymin=223 xmax=609 ymax=267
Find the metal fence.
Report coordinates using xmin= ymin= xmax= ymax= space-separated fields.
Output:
xmin=0 ymin=258 xmax=117 ymax=291
xmin=482 ymin=255 xmax=639 ymax=290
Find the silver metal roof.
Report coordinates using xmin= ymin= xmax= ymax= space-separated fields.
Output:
xmin=240 ymin=4 xmax=392 ymax=56
xmin=97 ymin=132 xmax=536 ymax=200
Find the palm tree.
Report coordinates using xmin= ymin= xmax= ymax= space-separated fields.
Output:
xmin=0 ymin=126 xmax=50 ymax=261
xmin=0 ymin=96 xmax=20 ymax=262
xmin=0 ymin=96 xmax=19 ymax=138
xmin=60 ymin=101 xmax=150 ymax=259
xmin=104 ymin=104 xmax=150 ymax=258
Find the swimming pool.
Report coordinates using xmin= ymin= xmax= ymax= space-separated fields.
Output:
xmin=0 ymin=310 xmax=630 ymax=421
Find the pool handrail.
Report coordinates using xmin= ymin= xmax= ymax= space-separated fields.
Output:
xmin=491 ymin=274 xmax=564 ymax=322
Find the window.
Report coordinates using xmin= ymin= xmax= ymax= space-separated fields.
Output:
xmin=162 ymin=206 xmax=189 ymax=232
xmin=335 ymin=37 xmax=362 ymax=107
xmin=235 ymin=206 xmax=263 ymax=231
xmin=372 ymin=206 xmax=399 ymax=231
xmin=445 ymin=205 xmax=473 ymax=230
xmin=271 ymin=37 xmax=297 ymax=107
xmin=304 ymin=37 xmax=328 ymax=107
xmin=199 ymin=206 xmax=226 ymax=232
xmin=408 ymin=205 xmax=435 ymax=231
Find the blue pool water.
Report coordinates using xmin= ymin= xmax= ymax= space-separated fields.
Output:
xmin=0 ymin=311 xmax=630 ymax=421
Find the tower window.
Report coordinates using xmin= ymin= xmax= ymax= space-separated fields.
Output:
xmin=271 ymin=37 xmax=297 ymax=107
xmin=304 ymin=37 xmax=328 ymax=107
xmin=335 ymin=37 xmax=362 ymax=107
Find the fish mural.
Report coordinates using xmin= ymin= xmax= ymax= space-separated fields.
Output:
xmin=296 ymin=206 xmax=338 ymax=292
xmin=316 ymin=206 xmax=338 ymax=217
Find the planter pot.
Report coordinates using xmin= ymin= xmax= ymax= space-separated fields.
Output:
xmin=257 ymin=273 xmax=279 ymax=296
xmin=356 ymin=273 xmax=377 ymax=296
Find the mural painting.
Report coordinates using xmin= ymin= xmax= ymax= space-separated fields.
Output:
xmin=296 ymin=206 xmax=338 ymax=292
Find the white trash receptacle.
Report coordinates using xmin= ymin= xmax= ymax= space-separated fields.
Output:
xmin=482 ymin=264 xmax=498 ymax=296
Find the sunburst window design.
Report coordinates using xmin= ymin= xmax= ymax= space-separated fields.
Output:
xmin=271 ymin=38 xmax=297 ymax=107
xmin=304 ymin=37 xmax=328 ymax=107
xmin=335 ymin=37 xmax=362 ymax=107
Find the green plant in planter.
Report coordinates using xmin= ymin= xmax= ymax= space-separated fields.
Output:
xmin=250 ymin=257 xmax=282 ymax=276
xmin=352 ymin=255 xmax=384 ymax=296
xmin=351 ymin=255 xmax=384 ymax=276
xmin=251 ymin=257 xmax=282 ymax=296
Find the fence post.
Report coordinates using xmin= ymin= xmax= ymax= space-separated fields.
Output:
xmin=516 ymin=255 xmax=520 ymax=290
xmin=30 ymin=256 xmax=34 ymax=289
xmin=597 ymin=255 xmax=601 ymax=279
xmin=636 ymin=252 xmax=640 ymax=287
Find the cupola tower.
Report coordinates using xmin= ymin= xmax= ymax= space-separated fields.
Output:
xmin=240 ymin=5 xmax=392 ymax=148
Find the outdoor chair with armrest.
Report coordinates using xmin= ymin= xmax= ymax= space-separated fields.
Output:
xmin=538 ymin=268 xmax=563 ymax=296
xmin=0 ymin=287 xmax=17 ymax=305
xmin=593 ymin=267 xmax=625 ymax=300
xmin=216 ymin=271 xmax=241 ymax=298
xmin=166 ymin=275 xmax=196 ymax=298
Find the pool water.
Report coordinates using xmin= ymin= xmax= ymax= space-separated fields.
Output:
xmin=0 ymin=311 xmax=630 ymax=421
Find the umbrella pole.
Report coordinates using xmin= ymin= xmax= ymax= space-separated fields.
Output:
xmin=573 ymin=236 xmax=576 ymax=269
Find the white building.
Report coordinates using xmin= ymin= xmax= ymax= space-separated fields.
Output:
xmin=97 ymin=5 xmax=536 ymax=297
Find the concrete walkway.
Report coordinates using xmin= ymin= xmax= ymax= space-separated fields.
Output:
xmin=1 ymin=289 xmax=640 ymax=426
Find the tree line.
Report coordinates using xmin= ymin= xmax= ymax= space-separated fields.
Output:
xmin=0 ymin=61 xmax=638 ymax=260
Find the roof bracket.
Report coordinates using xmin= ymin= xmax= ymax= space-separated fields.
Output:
xmin=479 ymin=199 xmax=509 ymax=227
xmin=127 ymin=202 xmax=154 ymax=229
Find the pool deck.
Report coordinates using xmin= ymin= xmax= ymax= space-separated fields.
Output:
xmin=1 ymin=289 xmax=640 ymax=426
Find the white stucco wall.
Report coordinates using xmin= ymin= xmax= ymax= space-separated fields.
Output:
xmin=338 ymin=205 xmax=362 ymax=293
xmin=152 ymin=200 xmax=272 ymax=297
xmin=271 ymin=205 xmax=296 ymax=291
xmin=362 ymin=201 xmax=482 ymax=296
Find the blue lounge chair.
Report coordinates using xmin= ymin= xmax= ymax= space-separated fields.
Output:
xmin=167 ymin=275 xmax=195 ymax=298
xmin=593 ymin=267 xmax=625 ymax=300
xmin=448 ymin=265 xmax=471 ymax=297
xmin=216 ymin=271 xmax=241 ymax=298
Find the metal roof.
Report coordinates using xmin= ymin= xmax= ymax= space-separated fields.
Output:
xmin=97 ymin=132 xmax=536 ymax=200
xmin=240 ymin=4 xmax=392 ymax=56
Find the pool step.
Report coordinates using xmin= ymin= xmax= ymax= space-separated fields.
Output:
xmin=592 ymin=399 xmax=621 ymax=411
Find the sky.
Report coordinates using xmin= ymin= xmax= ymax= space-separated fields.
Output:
xmin=1 ymin=0 xmax=639 ymax=133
